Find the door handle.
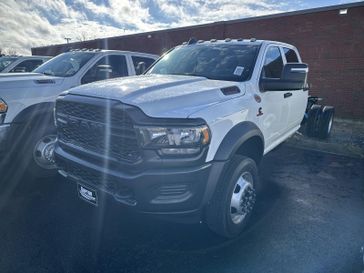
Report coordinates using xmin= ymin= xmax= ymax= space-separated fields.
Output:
xmin=284 ymin=92 xmax=292 ymax=98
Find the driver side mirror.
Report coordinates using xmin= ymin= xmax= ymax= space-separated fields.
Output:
xmin=135 ymin=61 xmax=146 ymax=75
xmin=260 ymin=63 xmax=308 ymax=91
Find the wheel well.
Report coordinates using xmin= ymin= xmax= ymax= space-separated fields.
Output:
xmin=11 ymin=110 xmax=55 ymax=143
xmin=235 ymin=136 xmax=264 ymax=165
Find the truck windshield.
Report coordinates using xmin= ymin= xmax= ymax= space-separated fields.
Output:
xmin=0 ymin=57 xmax=18 ymax=72
xmin=148 ymin=43 xmax=260 ymax=82
xmin=34 ymin=52 xmax=95 ymax=77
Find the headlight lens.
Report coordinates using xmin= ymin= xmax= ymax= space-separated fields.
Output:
xmin=0 ymin=99 xmax=8 ymax=113
xmin=137 ymin=125 xmax=210 ymax=155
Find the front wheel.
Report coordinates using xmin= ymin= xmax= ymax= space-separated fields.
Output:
xmin=16 ymin=121 xmax=57 ymax=178
xmin=33 ymin=134 xmax=57 ymax=170
xmin=206 ymin=155 xmax=259 ymax=238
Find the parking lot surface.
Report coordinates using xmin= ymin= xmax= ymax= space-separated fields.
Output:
xmin=0 ymin=145 xmax=363 ymax=273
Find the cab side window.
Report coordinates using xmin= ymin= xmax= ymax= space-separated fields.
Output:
xmin=262 ymin=46 xmax=284 ymax=79
xmin=9 ymin=59 xmax=44 ymax=72
xmin=81 ymin=55 xmax=128 ymax=84
xmin=283 ymin=48 xmax=299 ymax=63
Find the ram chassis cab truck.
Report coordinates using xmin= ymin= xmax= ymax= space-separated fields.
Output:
xmin=0 ymin=49 xmax=158 ymax=176
xmin=54 ymin=39 xmax=309 ymax=238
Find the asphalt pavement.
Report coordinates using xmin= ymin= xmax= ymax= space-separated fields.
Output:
xmin=0 ymin=145 xmax=363 ymax=273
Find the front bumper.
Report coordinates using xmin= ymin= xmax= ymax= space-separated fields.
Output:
xmin=55 ymin=144 xmax=227 ymax=223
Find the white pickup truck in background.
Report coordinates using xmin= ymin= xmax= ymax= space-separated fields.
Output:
xmin=0 ymin=55 xmax=51 ymax=73
xmin=0 ymin=49 xmax=159 ymax=175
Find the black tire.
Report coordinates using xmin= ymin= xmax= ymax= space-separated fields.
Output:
xmin=15 ymin=118 xmax=57 ymax=178
xmin=318 ymin=106 xmax=335 ymax=139
xmin=206 ymin=155 xmax=259 ymax=238
xmin=305 ymin=104 xmax=322 ymax=137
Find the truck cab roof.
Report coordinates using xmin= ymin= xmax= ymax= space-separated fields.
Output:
xmin=180 ymin=38 xmax=297 ymax=50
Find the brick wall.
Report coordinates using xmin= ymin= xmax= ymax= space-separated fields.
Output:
xmin=32 ymin=4 xmax=364 ymax=119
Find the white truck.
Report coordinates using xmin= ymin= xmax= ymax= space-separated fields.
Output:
xmin=0 ymin=49 xmax=158 ymax=175
xmin=0 ymin=55 xmax=51 ymax=73
xmin=54 ymin=39 xmax=334 ymax=237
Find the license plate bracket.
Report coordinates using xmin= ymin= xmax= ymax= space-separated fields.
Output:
xmin=77 ymin=183 xmax=98 ymax=206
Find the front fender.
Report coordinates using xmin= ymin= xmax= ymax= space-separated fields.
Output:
xmin=7 ymin=102 xmax=55 ymax=145
xmin=213 ymin=121 xmax=264 ymax=161
xmin=12 ymin=102 xmax=55 ymax=124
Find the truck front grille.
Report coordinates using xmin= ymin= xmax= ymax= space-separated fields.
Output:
xmin=56 ymin=97 xmax=142 ymax=164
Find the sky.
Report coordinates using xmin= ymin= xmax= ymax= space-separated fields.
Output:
xmin=0 ymin=0 xmax=361 ymax=55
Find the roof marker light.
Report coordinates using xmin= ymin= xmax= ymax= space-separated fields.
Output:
xmin=339 ymin=9 xmax=348 ymax=15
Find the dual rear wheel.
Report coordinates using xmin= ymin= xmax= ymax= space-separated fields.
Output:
xmin=306 ymin=105 xmax=335 ymax=139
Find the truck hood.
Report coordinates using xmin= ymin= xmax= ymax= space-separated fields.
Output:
xmin=67 ymin=74 xmax=244 ymax=118
xmin=0 ymin=73 xmax=64 ymax=89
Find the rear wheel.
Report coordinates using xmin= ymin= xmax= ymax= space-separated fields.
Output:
xmin=206 ymin=155 xmax=258 ymax=238
xmin=305 ymin=105 xmax=322 ymax=137
xmin=318 ymin=106 xmax=335 ymax=139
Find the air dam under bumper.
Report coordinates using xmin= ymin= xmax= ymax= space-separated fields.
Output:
xmin=55 ymin=145 xmax=227 ymax=223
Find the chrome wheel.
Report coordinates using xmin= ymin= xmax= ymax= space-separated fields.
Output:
xmin=230 ymin=171 xmax=256 ymax=225
xmin=33 ymin=135 xmax=57 ymax=169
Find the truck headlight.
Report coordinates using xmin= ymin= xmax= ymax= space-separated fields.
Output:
xmin=137 ymin=125 xmax=210 ymax=155
xmin=0 ymin=99 xmax=8 ymax=124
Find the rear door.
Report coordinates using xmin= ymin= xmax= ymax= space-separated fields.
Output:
xmin=281 ymin=47 xmax=308 ymax=130
xmin=258 ymin=45 xmax=289 ymax=149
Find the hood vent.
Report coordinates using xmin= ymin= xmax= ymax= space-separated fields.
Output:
xmin=35 ymin=79 xmax=55 ymax=84
xmin=221 ymin=86 xmax=240 ymax=96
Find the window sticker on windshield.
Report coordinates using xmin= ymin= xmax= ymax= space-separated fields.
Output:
xmin=233 ymin=66 xmax=244 ymax=76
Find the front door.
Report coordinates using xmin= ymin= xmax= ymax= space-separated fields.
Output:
xmin=258 ymin=45 xmax=289 ymax=150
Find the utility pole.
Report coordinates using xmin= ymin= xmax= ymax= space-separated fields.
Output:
xmin=64 ymin=37 xmax=71 ymax=44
